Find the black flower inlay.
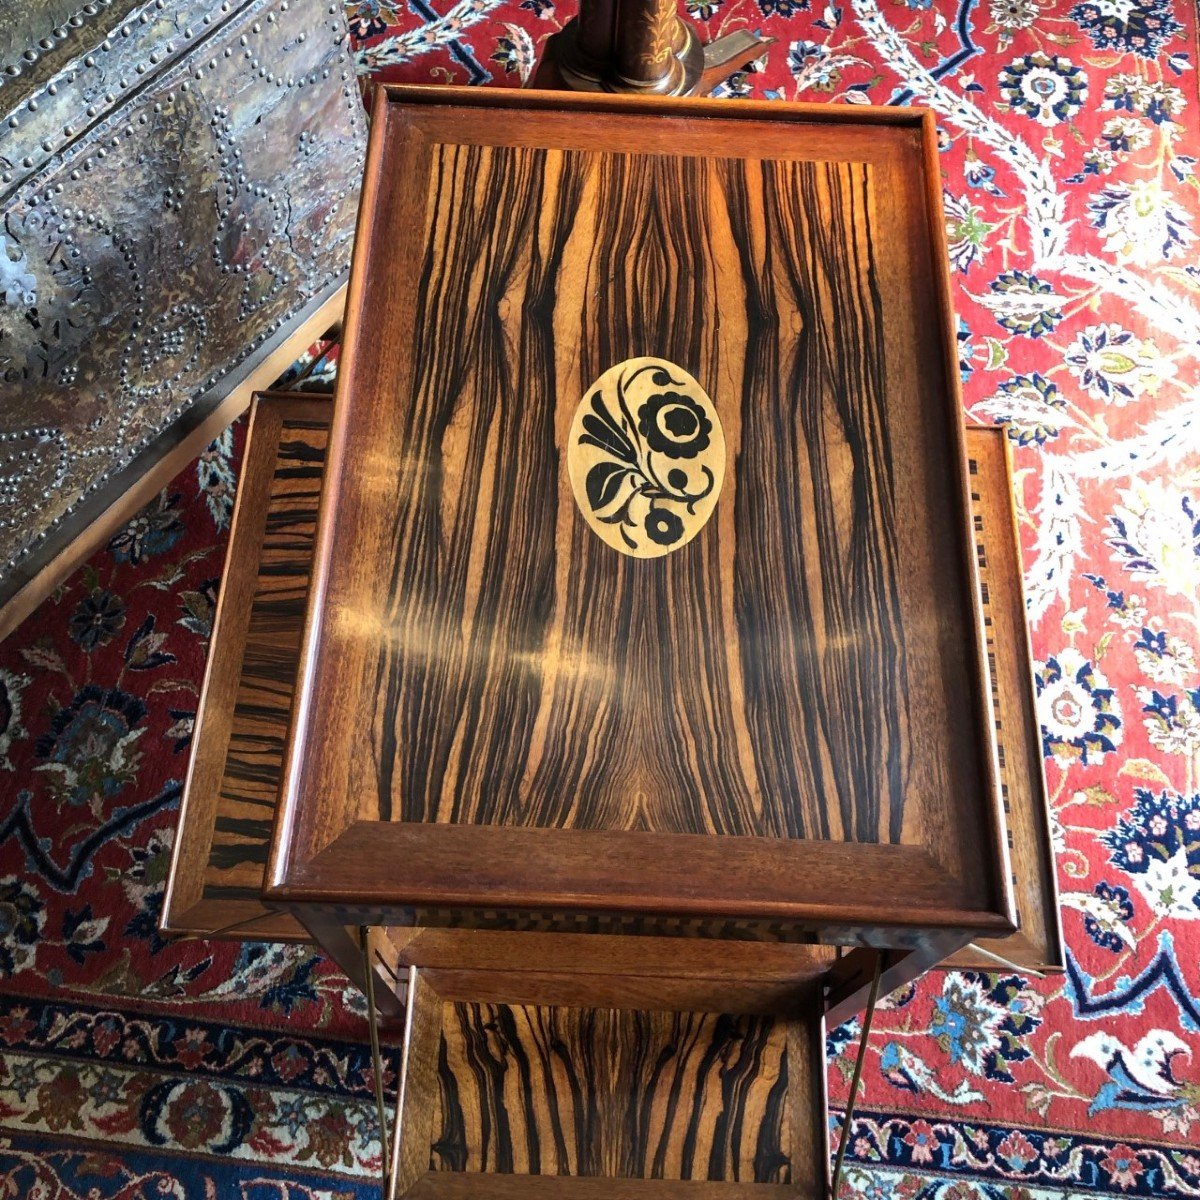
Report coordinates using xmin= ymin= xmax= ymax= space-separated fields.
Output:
xmin=645 ymin=508 xmax=685 ymax=545
xmin=637 ymin=390 xmax=712 ymax=460
xmin=573 ymin=361 xmax=721 ymax=555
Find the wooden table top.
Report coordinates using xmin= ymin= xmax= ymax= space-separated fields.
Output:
xmin=267 ymin=86 xmax=1015 ymax=945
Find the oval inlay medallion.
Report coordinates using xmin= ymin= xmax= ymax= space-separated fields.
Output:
xmin=567 ymin=357 xmax=725 ymax=559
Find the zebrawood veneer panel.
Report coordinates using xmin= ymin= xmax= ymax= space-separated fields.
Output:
xmin=392 ymin=974 xmax=829 ymax=1197
xmin=214 ymin=414 xmax=327 ymax=881
xmin=352 ymin=144 xmax=916 ymax=844
xmin=162 ymin=403 xmax=1057 ymax=971
xmin=431 ymin=1004 xmax=794 ymax=1184
xmin=161 ymin=393 xmax=329 ymax=942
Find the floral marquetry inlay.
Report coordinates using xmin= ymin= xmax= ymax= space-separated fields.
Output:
xmin=567 ymin=358 xmax=725 ymax=559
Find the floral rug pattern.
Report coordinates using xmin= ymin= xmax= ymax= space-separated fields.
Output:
xmin=4 ymin=0 xmax=1200 ymax=1195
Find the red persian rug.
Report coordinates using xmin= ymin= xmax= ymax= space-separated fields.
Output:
xmin=3 ymin=1 xmax=1199 ymax=1196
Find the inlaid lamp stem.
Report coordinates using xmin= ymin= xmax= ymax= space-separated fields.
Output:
xmin=613 ymin=0 xmax=699 ymax=93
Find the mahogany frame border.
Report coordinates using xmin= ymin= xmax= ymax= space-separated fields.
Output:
xmin=265 ymin=86 xmax=1016 ymax=948
xmin=273 ymin=822 xmax=1016 ymax=940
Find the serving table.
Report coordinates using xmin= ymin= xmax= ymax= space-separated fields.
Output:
xmin=163 ymin=87 xmax=1061 ymax=1197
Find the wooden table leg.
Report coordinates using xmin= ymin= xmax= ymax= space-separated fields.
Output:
xmin=292 ymin=909 xmax=408 ymax=1021
xmin=824 ymin=933 xmax=973 ymax=1028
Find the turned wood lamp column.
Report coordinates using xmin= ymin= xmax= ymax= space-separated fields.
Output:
xmin=539 ymin=0 xmax=772 ymax=95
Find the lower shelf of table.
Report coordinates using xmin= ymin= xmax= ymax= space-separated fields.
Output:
xmin=392 ymin=983 xmax=829 ymax=1199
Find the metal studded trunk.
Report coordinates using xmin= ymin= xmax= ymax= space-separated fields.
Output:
xmin=0 ymin=0 xmax=364 ymax=611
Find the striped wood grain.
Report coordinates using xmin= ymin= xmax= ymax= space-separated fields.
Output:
xmin=273 ymin=95 xmax=1015 ymax=942
xmin=368 ymin=141 xmax=915 ymax=847
xmin=210 ymin=414 xmax=327 ymax=884
xmin=164 ymin=400 xmax=1055 ymax=970
xmin=161 ymin=393 xmax=328 ymax=941
xmin=273 ymin=91 xmax=1011 ymax=946
xmin=431 ymin=1003 xmax=793 ymax=1184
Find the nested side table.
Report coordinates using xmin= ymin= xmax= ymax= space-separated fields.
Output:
xmin=164 ymin=87 xmax=1062 ymax=1198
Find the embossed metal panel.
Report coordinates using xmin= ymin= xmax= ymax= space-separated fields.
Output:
xmin=0 ymin=0 xmax=364 ymax=609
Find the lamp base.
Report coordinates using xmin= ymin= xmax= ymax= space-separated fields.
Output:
xmin=534 ymin=18 xmax=773 ymax=97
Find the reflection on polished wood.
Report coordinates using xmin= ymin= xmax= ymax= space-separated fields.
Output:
xmin=336 ymin=146 xmax=918 ymax=845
